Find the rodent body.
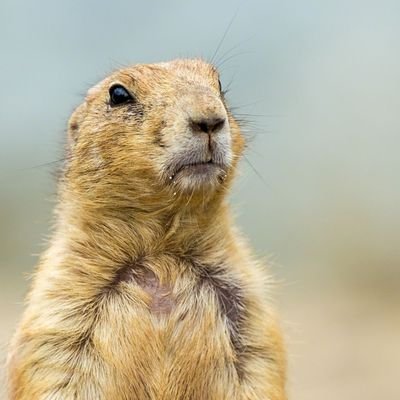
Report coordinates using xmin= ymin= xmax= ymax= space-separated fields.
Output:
xmin=8 ymin=59 xmax=286 ymax=399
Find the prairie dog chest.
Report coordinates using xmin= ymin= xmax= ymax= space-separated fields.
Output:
xmin=91 ymin=256 xmax=245 ymax=369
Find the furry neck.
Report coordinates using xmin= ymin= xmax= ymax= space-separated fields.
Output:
xmin=55 ymin=189 xmax=234 ymax=267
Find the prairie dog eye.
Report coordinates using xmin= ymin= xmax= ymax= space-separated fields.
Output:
xmin=109 ymin=84 xmax=134 ymax=106
xmin=218 ymin=79 xmax=222 ymax=92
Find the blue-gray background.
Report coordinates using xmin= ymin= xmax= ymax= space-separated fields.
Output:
xmin=1 ymin=1 xmax=399 ymax=399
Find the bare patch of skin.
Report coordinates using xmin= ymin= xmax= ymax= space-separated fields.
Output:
xmin=112 ymin=264 xmax=174 ymax=316
xmin=135 ymin=269 xmax=174 ymax=316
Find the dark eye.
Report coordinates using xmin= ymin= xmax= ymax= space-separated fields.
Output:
xmin=109 ymin=84 xmax=134 ymax=106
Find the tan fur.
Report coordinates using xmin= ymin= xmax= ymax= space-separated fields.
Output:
xmin=8 ymin=59 xmax=286 ymax=399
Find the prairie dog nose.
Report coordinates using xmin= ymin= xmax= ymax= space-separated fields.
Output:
xmin=190 ymin=117 xmax=226 ymax=135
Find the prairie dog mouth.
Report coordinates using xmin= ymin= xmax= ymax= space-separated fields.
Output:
xmin=168 ymin=159 xmax=224 ymax=181
xmin=164 ymin=139 xmax=232 ymax=189
xmin=175 ymin=160 xmax=213 ymax=173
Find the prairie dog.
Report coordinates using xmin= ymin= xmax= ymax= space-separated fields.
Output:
xmin=8 ymin=59 xmax=286 ymax=399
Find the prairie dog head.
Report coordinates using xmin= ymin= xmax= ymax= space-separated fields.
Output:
xmin=65 ymin=59 xmax=244 ymax=210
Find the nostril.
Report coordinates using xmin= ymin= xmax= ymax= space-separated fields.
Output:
xmin=198 ymin=121 xmax=209 ymax=133
xmin=211 ymin=118 xmax=225 ymax=133
xmin=191 ymin=117 xmax=226 ymax=134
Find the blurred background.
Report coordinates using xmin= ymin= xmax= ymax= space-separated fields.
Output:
xmin=1 ymin=0 xmax=399 ymax=398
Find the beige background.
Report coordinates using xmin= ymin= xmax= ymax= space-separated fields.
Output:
xmin=1 ymin=1 xmax=399 ymax=398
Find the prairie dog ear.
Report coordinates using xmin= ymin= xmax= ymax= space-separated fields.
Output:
xmin=67 ymin=102 xmax=87 ymax=147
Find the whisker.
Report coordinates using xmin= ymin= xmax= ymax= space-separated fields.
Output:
xmin=243 ymin=155 xmax=269 ymax=188
xmin=216 ymin=50 xmax=253 ymax=70
xmin=209 ymin=8 xmax=240 ymax=64
xmin=0 ymin=157 xmax=69 ymax=182
xmin=214 ymin=34 xmax=256 ymax=69
xmin=230 ymin=99 xmax=268 ymax=110
xmin=25 ymin=158 xmax=68 ymax=170
xmin=221 ymin=72 xmax=237 ymax=96
xmin=234 ymin=112 xmax=281 ymax=119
